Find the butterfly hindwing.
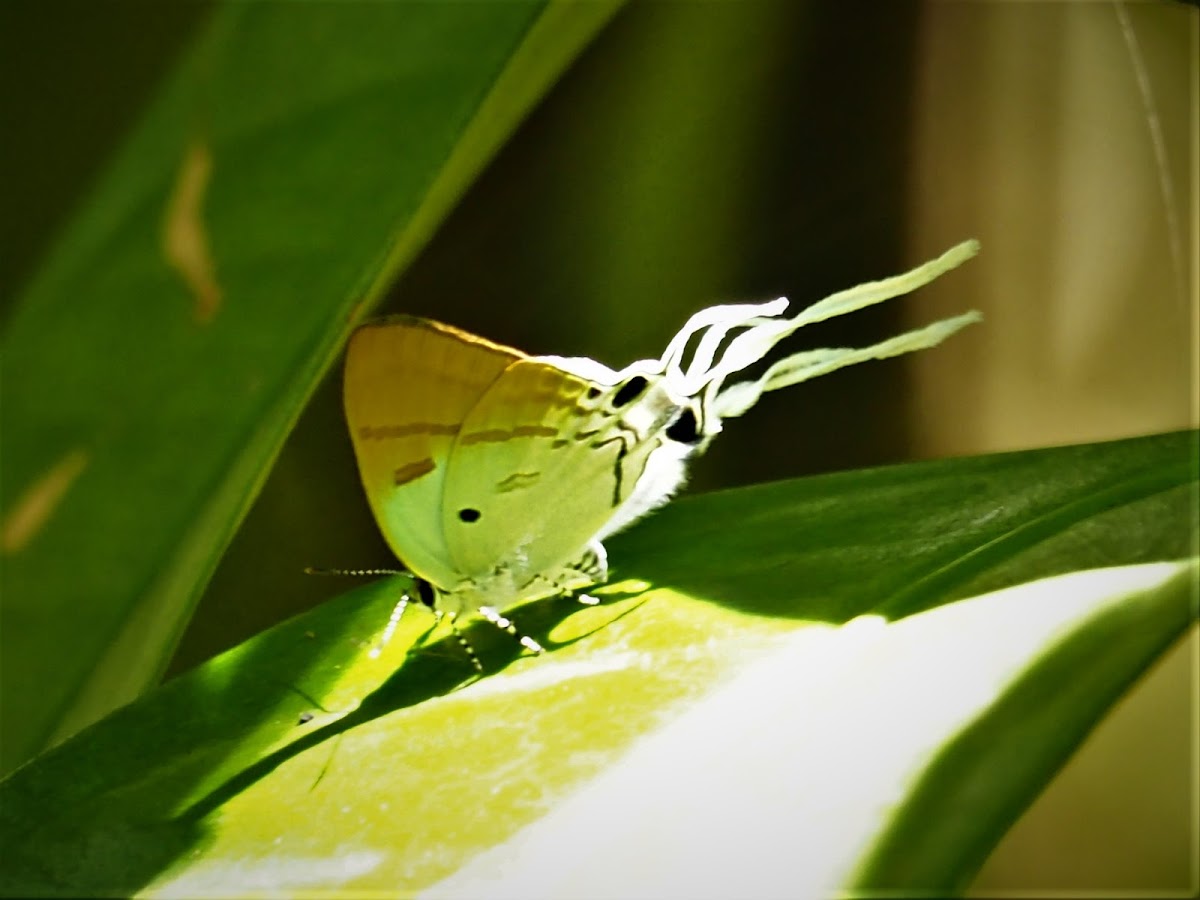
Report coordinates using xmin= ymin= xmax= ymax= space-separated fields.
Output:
xmin=442 ymin=359 xmax=680 ymax=590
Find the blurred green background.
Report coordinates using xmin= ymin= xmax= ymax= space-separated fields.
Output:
xmin=1 ymin=0 xmax=1194 ymax=893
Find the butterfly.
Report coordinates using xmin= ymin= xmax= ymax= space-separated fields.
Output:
xmin=341 ymin=240 xmax=981 ymax=667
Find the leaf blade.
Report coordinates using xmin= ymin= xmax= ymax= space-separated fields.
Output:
xmin=0 ymin=430 xmax=1193 ymax=895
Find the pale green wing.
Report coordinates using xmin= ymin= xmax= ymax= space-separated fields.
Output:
xmin=343 ymin=317 xmax=522 ymax=589
xmin=441 ymin=359 xmax=663 ymax=586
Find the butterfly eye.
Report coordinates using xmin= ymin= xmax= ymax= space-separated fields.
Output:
xmin=416 ymin=579 xmax=438 ymax=609
xmin=458 ymin=508 xmax=482 ymax=523
xmin=611 ymin=375 xmax=649 ymax=408
xmin=665 ymin=406 xmax=702 ymax=444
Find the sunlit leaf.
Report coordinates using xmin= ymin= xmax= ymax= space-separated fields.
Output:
xmin=1 ymin=430 xmax=1193 ymax=896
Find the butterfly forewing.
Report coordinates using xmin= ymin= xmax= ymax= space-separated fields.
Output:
xmin=343 ymin=317 xmax=523 ymax=589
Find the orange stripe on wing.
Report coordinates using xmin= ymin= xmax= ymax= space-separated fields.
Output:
xmin=359 ymin=423 xmax=461 ymax=441
xmin=495 ymin=471 xmax=541 ymax=493
xmin=459 ymin=424 xmax=559 ymax=445
xmin=393 ymin=458 xmax=437 ymax=486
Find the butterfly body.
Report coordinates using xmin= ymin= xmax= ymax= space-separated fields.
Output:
xmin=343 ymin=240 xmax=983 ymax=654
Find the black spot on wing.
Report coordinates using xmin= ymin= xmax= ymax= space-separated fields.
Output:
xmin=666 ymin=406 xmax=702 ymax=444
xmin=611 ymin=375 xmax=649 ymax=408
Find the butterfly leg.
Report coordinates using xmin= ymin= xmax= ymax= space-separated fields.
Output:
xmin=433 ymin=608 xmax=484 ymax=673
xmin=571 ymin=540 xmax=609 ymax=606
xmin=477 ymin=605 xmax=545 ymax=656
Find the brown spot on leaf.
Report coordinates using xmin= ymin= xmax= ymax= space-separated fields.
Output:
xmin=1 ymin=450 xmax=90 ymax=554
xmin=163 ymin=140 xmax=222 ymax=324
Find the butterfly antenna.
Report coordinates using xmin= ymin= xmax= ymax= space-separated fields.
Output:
xmin=368 ymin=592 xmax=412 ymax=659
xmin=477 ymin=605 xmax=545 ymax=656
xmin=305 ymin=567 xmax=424 ymax=660
xmin=304 ymin=566 xmax=410 ymax=577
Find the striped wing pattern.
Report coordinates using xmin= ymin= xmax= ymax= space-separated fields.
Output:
xmin=442 ymin=359 xmax=621 ymax=583
xmin=442 ymin=359 xmax=687 ymax=594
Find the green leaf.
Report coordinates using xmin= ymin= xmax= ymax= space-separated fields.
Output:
xmin=1 ymin=430 xmax=1194 ymax=896
xmin=0 ymin=0 xmax=624 ymax=774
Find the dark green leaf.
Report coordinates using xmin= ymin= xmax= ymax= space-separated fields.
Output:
xmin=0 ymin=0 xmax=624 ymax=774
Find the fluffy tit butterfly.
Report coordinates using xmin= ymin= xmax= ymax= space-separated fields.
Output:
xmin=343 ymin=240 xmax=981 ymax=667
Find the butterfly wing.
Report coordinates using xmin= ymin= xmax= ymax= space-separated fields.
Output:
xmin=343 ymin=316 xmax=523 ymax=589
xmin=442 ymin=359 xmax=677 ymax=592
